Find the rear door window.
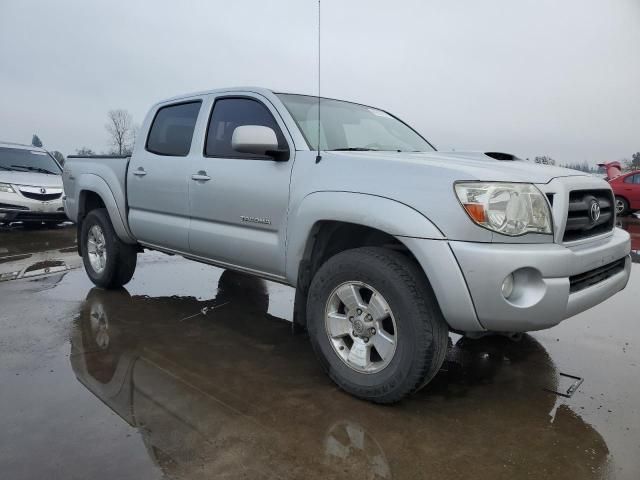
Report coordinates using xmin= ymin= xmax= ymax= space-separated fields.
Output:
xmin=146 ymin=101 xmax=202 ymax=156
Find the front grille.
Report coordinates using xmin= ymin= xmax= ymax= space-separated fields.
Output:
xmin=0 ymin=202 xmax=28 ymax=210
xmin=11 ymin=211 xmax=67 ymax=221
xmin=569 ymin=257 xmax=626 ymax=293
xmin=19 ymin=191 xmax=62 ymax=201
xmin=563 ymin=189 xmax=614 ymax=242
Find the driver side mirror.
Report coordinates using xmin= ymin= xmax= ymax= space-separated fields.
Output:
xmin=231 ymin=125 xmax=289 ymax=161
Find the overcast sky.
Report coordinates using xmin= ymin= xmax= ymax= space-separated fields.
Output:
xmin=1 ymin=0 xmax=638 ymax=164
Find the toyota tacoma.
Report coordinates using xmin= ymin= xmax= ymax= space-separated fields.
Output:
xmin=62 ymin=87 xmax=632 ymax=403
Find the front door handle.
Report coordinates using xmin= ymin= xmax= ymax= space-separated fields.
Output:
xmin=191 ymin=171 xmax=211 ymax=182
xmin=132 ymin=168 xmax=147 ymax=177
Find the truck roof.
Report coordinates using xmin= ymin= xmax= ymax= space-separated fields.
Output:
xmin=159 ymin=86 xmax=278 ymax=104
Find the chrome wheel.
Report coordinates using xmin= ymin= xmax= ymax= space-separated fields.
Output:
xmin=87 ymin=224 xmax=107 ymax=274
xmin=324 ymin=281 xmax=397 ymax=374
xmin=615 ymin=198 xmax=625 ymax=214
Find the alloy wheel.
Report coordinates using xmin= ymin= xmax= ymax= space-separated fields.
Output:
xmin=324 ymin=281 xmax=398 ymax=374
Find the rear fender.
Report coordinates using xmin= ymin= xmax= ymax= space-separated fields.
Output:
xmin=77 ymin=174 xmax=136 ymax=245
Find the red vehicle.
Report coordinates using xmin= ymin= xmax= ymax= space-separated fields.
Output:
xmin=599 ymin=161 xmax=640 ymax=215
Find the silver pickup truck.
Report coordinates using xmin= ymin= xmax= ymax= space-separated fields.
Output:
xmin=63 ymin=87 xmax=631 ymax=403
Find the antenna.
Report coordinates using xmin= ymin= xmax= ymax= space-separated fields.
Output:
xmin=315 ymin=0 xmax=322 ymax=164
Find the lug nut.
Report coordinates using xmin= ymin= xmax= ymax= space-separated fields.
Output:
xmin=363 ymin=337 xmax=369 ymax=343
xmin=366 ymin=314 xmax=372 ymax=322
xmin=352 ymin=330 xmax=358 ymax=337
xmin=369 ymin=328 xmax=376 ymax=335
xmin=356 ymin=308 xmax=362 ymax=315
xmin=349 ymin=316 xmax=354 ymax=322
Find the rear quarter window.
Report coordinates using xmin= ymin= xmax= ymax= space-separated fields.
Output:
xmin=146 ymin=101 xmax=202 ymax=156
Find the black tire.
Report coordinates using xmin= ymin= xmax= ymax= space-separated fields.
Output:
xmin=81 ymin=208 xmax=137 ymax=289
xmin=615 ymin=196 xmax=630 ymax=216
xmin=307 ymin=247 xmax=449 ymax=404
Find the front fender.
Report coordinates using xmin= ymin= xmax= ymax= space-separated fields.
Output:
xmin=285 ymin=191 xmax=444 ymax=283
xmin=77 ymin=174 xmax=136 ymax=244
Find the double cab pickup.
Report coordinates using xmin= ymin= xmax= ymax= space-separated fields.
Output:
xmin=63 ymin=87 xmax=631 ymax=403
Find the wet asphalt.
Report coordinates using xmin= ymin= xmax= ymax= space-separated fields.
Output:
xmin=0 ymin=220 xmax=639 ymax=480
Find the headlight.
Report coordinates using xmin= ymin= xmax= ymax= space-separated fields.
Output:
xmin=454 ymin=182 xmax=552 ymax=236
xmin=0 ymin=183 xmax=15 ymax=193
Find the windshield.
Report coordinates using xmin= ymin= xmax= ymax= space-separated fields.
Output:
xmin=0 ymin=147 xmax=61 ymax=175
xmin=277 ymin=94 xmax=435 ymax=153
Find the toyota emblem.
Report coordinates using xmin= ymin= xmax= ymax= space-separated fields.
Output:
xmin=40 ymin=187 xmax=46 ymax=194
xmin=589 ymin=200 xmax=601 ymax=223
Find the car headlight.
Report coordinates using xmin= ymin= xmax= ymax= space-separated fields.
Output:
xmin=454 ymin=182 xmax=552 ymax=236
xmin=0 ymin=183 xmax=15 ymax=193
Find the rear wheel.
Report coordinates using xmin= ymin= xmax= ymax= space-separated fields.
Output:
xmin=307 ymin=247 xmax=448 ymax=404
xmin=615 ymin=196 xmax=630 ymax=216
xmin=81 ymin=208 xmax=137 ymax=289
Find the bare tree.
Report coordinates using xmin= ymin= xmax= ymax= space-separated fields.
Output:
xmin=31 ymin=134 xmax=43 ymax=147
xmin=105 ymin=109 xmax=134 ymax=155
xmin=130 ymin=123 xmax=140 ymax=152
xmin=534 ymin=155 xmax=556 ymax=166
xmin=75 ymin=147 xmax=95 ymax=156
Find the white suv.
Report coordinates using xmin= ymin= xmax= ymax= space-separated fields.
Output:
xmin=0 ymin=141 xmax=66 ymax=227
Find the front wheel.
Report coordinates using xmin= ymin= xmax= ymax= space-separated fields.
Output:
xmin=615 ymin=196 xmax=630 ymax=216
xmin=307 ymin=247 xmax=449 ymax=404
xmin=81 ymin=208 xmax=137 ymax=289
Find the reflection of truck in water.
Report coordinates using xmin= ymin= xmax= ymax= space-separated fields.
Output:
xmin=70 ymin=271 xmax=610 ymax=479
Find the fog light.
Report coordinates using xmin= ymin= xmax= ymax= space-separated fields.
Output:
xmin=501 ymin=273 xmax=515 ymax=299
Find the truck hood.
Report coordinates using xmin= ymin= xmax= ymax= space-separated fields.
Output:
xmin=329 ymin=150 xmax=587 ymax=184
xmin=0 ymin=171 xmax=63 ymax=187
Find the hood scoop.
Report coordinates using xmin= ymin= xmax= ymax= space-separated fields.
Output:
xmin=484 ymin=152 xmax=521 ymax=161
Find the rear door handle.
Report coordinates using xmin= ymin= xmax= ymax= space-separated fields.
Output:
xmin=191 ymin=171 xmax=211 ymax=182
xmin=132 ymin=168 xmax=147 ymax=177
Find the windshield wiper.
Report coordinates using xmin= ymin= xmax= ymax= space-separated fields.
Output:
xmin=11 ymin=165 xmax=56 ymax=175
xmin=329 ymin=147 xmax=379 ymax=151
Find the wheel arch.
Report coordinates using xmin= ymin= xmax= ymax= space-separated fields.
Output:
xmin=286 ymin=192 xmax=445 ymax=328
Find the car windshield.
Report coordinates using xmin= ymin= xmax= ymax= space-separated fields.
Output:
xmin=0 ymin=147 xmax=61 ymax=175
xmin=277 ymin=94 xmax=435 ymax=153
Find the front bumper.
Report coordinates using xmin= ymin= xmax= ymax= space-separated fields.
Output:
xmin=0 ymin=190 xmax=65 ymax=223
xmin=449 ymin=227 xmax=631 ymax=332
